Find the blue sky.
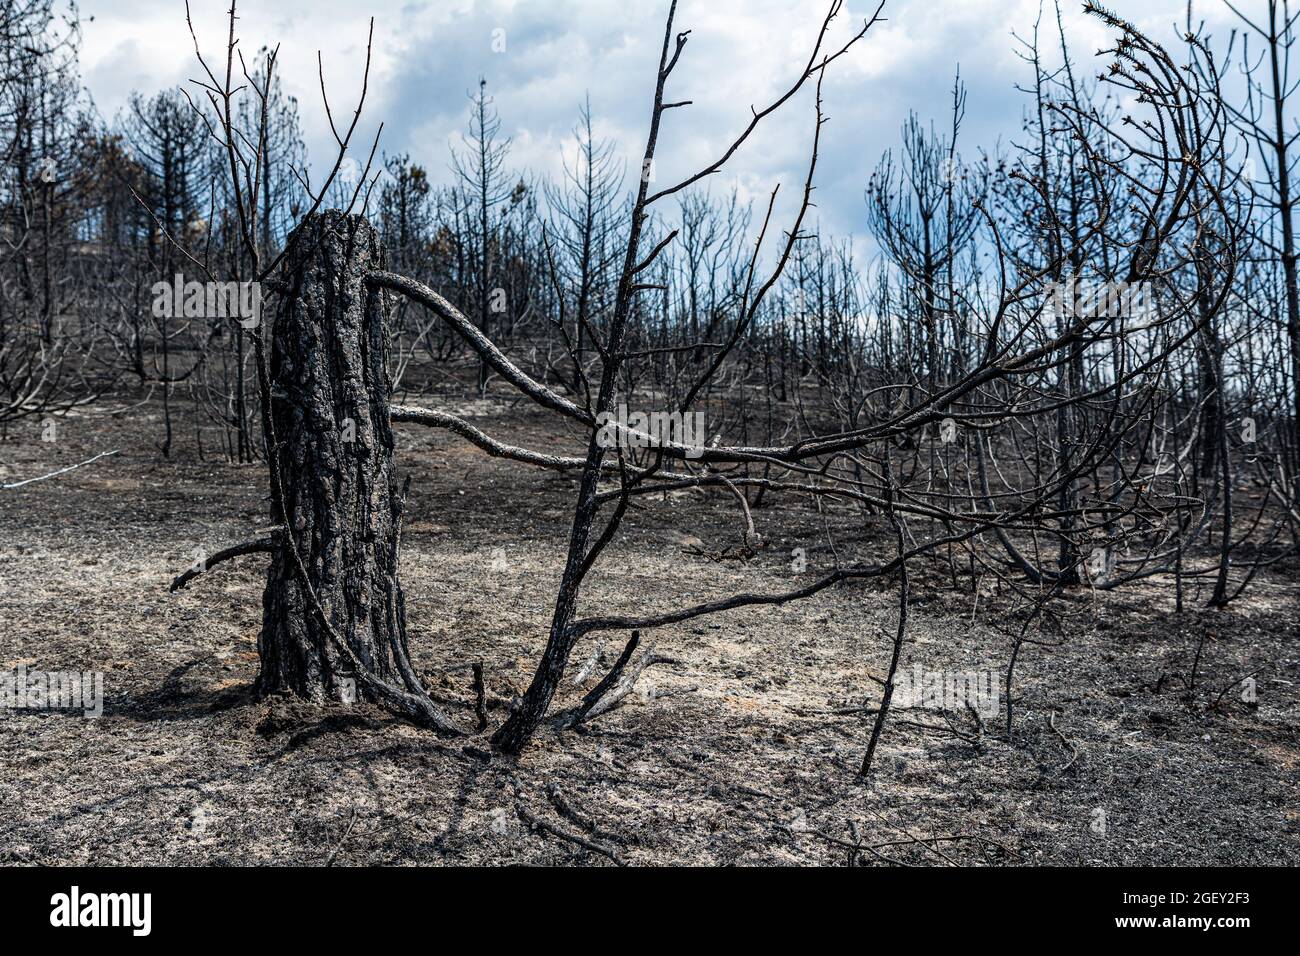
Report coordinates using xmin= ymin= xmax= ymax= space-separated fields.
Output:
xmin=77 ymin=0 xmax=1253 ymax=248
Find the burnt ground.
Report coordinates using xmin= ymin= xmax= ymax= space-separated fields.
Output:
xmin=1 ymin=388 xmax=1297 ymax=866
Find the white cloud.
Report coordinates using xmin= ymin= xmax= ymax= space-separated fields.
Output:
xmin=77 ymin=0 xmax=1250 ymax=241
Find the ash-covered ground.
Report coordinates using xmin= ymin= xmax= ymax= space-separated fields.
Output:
xmin=1 ymin=391 xmax=1296 ymax=865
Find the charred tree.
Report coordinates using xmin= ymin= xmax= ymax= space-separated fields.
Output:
xmin=256 ymin=211 xmax=416 ymax=704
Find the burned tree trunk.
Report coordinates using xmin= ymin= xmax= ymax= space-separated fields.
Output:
xmin=256 ymin=211 xmax=415 ymax=704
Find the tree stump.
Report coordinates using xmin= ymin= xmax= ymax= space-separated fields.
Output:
xmin=256 ymin=211 xmax=415 ymax=704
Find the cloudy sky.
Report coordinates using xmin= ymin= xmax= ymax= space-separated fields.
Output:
xmin=76 ymin=0 xmax=1251 ymax=245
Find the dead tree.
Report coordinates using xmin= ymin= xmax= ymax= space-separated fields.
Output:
xmin=257 ymin=211 xmax=407 ymax=701
xmin=0 ymin=0 xmax=97 ymax=427
xmin=167 ymin=4 xmax=457 ymax=732
xmin=373 ymin=2 xmax=1236 ymax=758
xmin=486 ymin=0 xmax=885 ymax=754
xmin=174 ymin=210 xmax=458 ymax=732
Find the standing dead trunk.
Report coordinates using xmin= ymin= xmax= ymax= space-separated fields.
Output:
xmin=256 ymin=211 xmax=414 ymax=704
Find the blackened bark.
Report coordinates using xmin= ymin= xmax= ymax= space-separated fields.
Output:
xmin=257 ymin=211 xmax=415 ymax=704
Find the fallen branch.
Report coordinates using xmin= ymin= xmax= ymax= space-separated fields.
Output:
xmin=544 ymin=782 xmax=632 ymax=848
xmin=324 ymin=807 xmax=359 ymax=866
xmin=1047 ymin=712 xmax=1079 ymax=773
xmin=1 ymin=449 xmax=119 ymax=490
xmin=545 ymin=783 xmax=599 ymax=833
xmin=807 ymin=828 xmax=912 ymax=867
xmin=1212 ymin=667 xmax=1268 ymax=712
xmin=170 ymin=537 xmax=279 ymax=592
xmin=569 ymin=632 xmax=682 ymax=726
xmin=571 ymin=631 xmax=640 ymax=725
xmin=472 ymin=662 xmax=489 ymax=732
xmin=572 ymin=641 xmax=605 ymax=685
xmin=514 ymin=802 xmax=626 ymax=866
